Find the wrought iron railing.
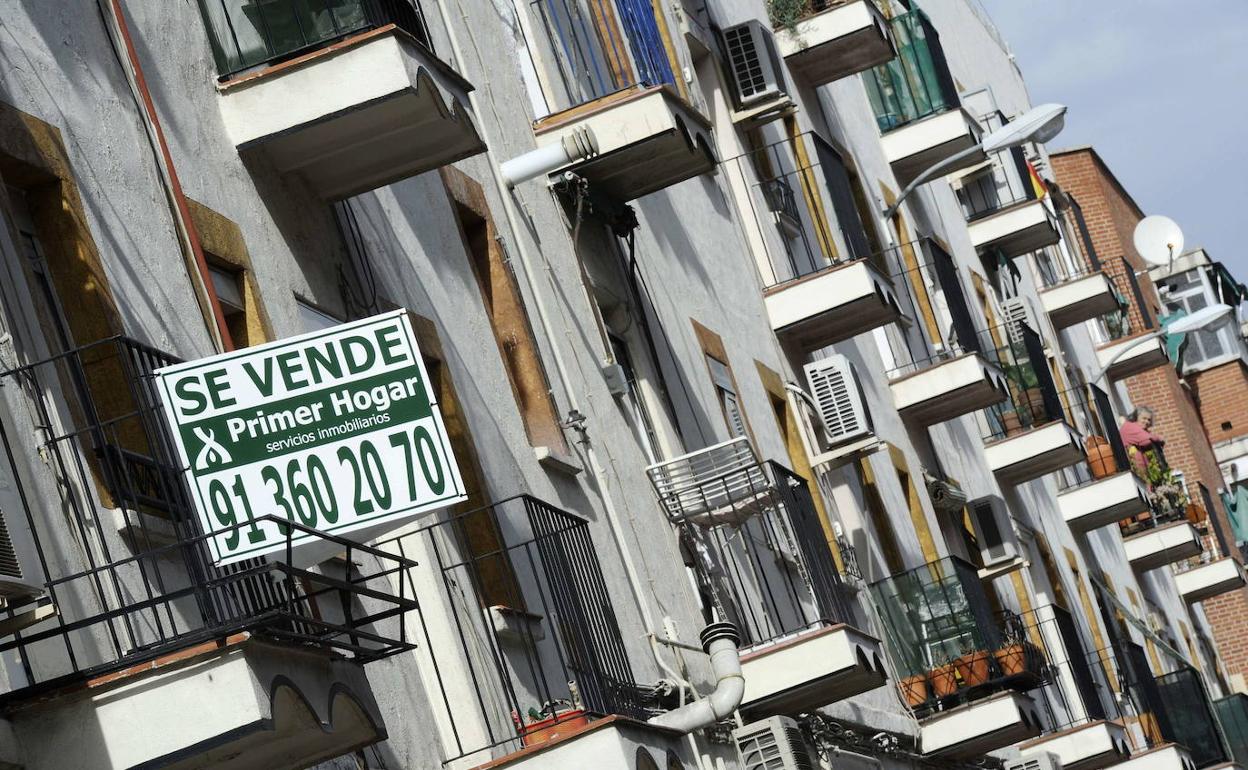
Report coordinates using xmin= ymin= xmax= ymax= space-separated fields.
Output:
xmin=869 ymin=557 xmax=1047 ymax=716
xmin=1020 ymin=605 xmax=1118 ymax=733
xmin=1034 ymin=244 xmax=1115 ymax=291
xmin=683 ymin=462 xmax=857 ymax=649
xmin=863 ymin=8 xmax=958 ymax=132
xmin=198 ymin=0 xmax=434 ymax=80
xmin=958 ymin=145 xmax=1038 ymax=223
xmin=884 ymin=239 xmax=987 ymax=380
xmin=1096 ymin=257 xmax=1157 ymax=340
xmin=722 ymin=131 xmax=884 ymax=290
xmin=980 ymin=324 xmax=1064 ymax=442
xmin=375 ymin=494 xmax=649 ymax=762
xmin=0 ymin=336 xmax=417 ymax=702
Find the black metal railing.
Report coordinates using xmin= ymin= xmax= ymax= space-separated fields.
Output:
xmin=0 ymin=336 xmax=417 ymax=701
xmin=684 ymin=462 xmax=857 ymax=649
xmin=863 ymin=8 xmax=958 ymax=133
xmin=723 ymin=132 xmax=883 ymax=290
xmin=885 ymin=239 xmax=988 ymax=380
xmin=958 ymin=145 xmax=1038 ymax=223
xmin=869 ymin=557 xmax=1048 ymax=716
xmin=1033 ymin=245 xmax=1113 ymax=290
xmin=1021 ymin=606 xmax=1118 ymax=733
xmin=198 ymin=0 xmax=434 ymax=80
xmin=376 ymin=495 xmax=649 ymax=762
xmin=981 ymin=324 xmax=1065 ymax=442
xmin=1096 ymin=257 xmax=1157 ymax=340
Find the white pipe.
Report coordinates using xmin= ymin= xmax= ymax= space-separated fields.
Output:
xmin=499 ymin=128 xmax=598 ymax=188
xmin=432 ymin=0 xmax=661 ymax=636
xmin=649 ymin=623 xmax=744 ymax=733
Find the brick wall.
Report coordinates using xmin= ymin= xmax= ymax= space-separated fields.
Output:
xmin=1053 ymin=147 xmax=1248 ymax=689
xmin=1190 ymin=359 xmax=1248 ymax=446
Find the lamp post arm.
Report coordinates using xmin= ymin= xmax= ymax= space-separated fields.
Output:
xmin=1090 ymin=329 xmax=1165 ymax=386
xmin=882 ymin=144 xmax=987 ymax=221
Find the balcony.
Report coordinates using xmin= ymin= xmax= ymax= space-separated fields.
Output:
xmin=887 ymin=245 xmax=1008 ymax=425
xmin=980 ymin=328 xmax=1085 ymax=485
xmin=1060 ymin=472 xmax=1152 ymax=532
xmin=1123 ymin=519 xmax=1203 ymax=572
xmin=1173 ymin=557 xmax=1247 ymax=604
xmin=1116 ymin=745 xmax=1198 ymax=770
xmin=533 ymin=85 xmax=715 ymax=202
xmin=684 ymin=463 xmax=885 ymax=717
xmin=1215 ymin=695 xmax=1248 ymax=766
xmin=871 ymin=558 xmax=1047 ymax=756
xmin=1022 ymin=721 xmax=1132 ymax=770
xmin=0 ymin=337 xmax=415 ymax=769
xmin=1036 ymin=249 xmax=1122 ymax=330
xmin=726 ymin=133 xmax=902 ymax=351
xmin=1152 ymin=667 xmax=1232 ymax=768
xmin=1096 ymin=332 xmax=1170 ymax=381
xmin=765 ymin=258 xmax=901 ymax=349
xmin=863 ymin=9 xmax=984 ymax=185
xmin=773 ymin=0 xmax=895 ymax=87
xmin=645 ymin=436 xmax=778 ymax=527
xmin=205 ymin=0 xmax=485 ymax=200
xmin=957 ymin=138 xmax=1060 ymax=260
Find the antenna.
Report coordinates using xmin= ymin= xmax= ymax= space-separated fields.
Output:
xmin=1133 ymin=215 xmax=1185 ymax=270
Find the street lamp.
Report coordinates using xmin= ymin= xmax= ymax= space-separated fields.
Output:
xmin=882 ymin=103 xmax=1068 ymax=221
xmin=1091 ymin=302 xmax=1235 ymax=384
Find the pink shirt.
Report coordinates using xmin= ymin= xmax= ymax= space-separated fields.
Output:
xmin=1120 ymin=419 xmax=1164 ymax=472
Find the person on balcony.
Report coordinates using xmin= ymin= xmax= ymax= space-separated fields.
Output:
xmin=1120 ymin=407 xmax=1165 ymax=474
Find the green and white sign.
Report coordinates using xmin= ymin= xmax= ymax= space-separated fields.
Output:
xmin=155 ymin=309 xmax=465 ymax=565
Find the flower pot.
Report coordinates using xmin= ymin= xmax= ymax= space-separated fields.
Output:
xmin=994 ymin=643 xmax=1028 ymax=677
xmin=1002 ymin=410 xmax=1024 ymax=437
xmin=929 ymin=663 xmax=959 ymax=697
xmin=899 ymin=674 xmax=929 ymax=707
xmin=1085 ymin=435 xmax=1116 ymax=479
xmin=954 ymin=650 xmax=992 ymax=687
xmin=1186 ymin=502 xmax=1207 ymax=525
xmin=516 ymin=708 xmax=592 ymax=747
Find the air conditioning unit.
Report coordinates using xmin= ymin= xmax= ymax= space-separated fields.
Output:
xmin=722 ymin=21 xmax=786 ymax=109
xmin=1002 ymin=296 xmax=1039 ymax=345
xmin=968 ymin=495 xmax=1022 ymax=571
xmin=1008 ymin=751 xmax=1063 ymax=770
xmin=804 ymin=356 xmax=873 ymax=448
xmin=733 ymin=716 xmax=815 ymax=770
xmin=0 ymin=424 xmax=47 ymax=600
xmin=925 ymin=473 xmax=968 ymax=514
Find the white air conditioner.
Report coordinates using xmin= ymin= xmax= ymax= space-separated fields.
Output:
xmin=0 ymin=419 xmax=47 ymax=600
xmin=1008 ymin=751 xmax=1063 ymax=770
xmin=925 ymin=474 xmax=968 ymax=514
xmin=722 ymin=21 xmax=786 ymax=109
xmin=804 ymin=355 xmax=873 ymax=448
xmin=733 ymin=716 xmax=815 ymax=770
xmin=1002 ymin=296 xmax=1039 ymax=345
xmin=968 ymin=495 xmax=1022 ymax=570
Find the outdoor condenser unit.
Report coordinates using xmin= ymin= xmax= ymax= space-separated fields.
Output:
xmin=804 ymin=355 xmax=873 ymax=448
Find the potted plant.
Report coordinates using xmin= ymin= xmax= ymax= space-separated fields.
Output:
xmin=899 ymin=673 xmax=929 ymax=707
xmin=994 ymin=642 xmax=1028 ymax=677
xmin=954 ymin=648 xmax=992 ymax=687
xmin=928 ymin=655 xmax=959 ymax=698
xmin=1085 ymin=435 xmax=1116 ymax=478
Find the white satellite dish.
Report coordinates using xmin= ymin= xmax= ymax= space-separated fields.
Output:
xmin=1134 ymin=215 xmax=1184 ymax=269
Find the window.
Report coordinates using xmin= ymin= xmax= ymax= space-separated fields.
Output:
xmin=609 ymin=334 xmax=660 ymax=463
xmin=1162 ymin=268 xmax=1238 ymax=370
xmin=296 ymin=300 xmax=341 ymax=334
xmin=707 ymin=356 xmax=747 ymax=439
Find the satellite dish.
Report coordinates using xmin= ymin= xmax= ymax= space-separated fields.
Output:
xmin=1134 ymin=216 xmax=1184 ymax=269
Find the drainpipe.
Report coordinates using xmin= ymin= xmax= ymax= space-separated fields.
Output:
xmin=648 ymin=623 xmax=745 ymax=733
xmin=430 ymin=0 xmax=659 ymax=634
xmin=100 ymin=0 xmax=233 ymax=353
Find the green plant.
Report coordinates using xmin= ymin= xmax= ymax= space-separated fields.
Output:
xmin=1141 ymin=450 xmax=1188 ymax=516
xmin=768 ymin=0 xmax=812 ymax=32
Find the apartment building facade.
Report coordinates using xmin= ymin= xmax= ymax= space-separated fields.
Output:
xmin=0 ymin=1 xmax=1243 ymax=769
xmin=1051 ymin=147 xmax=1248 ymax=697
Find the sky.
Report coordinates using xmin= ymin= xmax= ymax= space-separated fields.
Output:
xmin=977 ymin=0 xmax=1248 ymax=276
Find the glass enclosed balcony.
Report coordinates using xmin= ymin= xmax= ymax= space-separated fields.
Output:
xmin=202 ymin=0 xmax=486 ymax=199
xmin=870 ymin=558 xmax=1046 ymax=756
xmin=1215 ymin=694 xmax=1248 ymax=766
xmin=862 ymin=9 xmax=983 ymax=184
